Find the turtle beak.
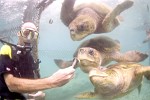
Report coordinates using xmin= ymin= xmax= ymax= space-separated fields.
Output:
xmin=70 ymin=28 xmax=76 ymax=35
xmin=69 ymin=28 xmax=85 ymax=41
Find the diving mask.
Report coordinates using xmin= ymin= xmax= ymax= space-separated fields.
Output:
xmin=20 ymin=29 xmax=38 ymax=40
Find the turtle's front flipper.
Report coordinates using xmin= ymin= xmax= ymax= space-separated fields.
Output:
xmin=75 ymin=91 xmax=97 ymax=99
xmin=137 ymin=66 xmax=150 ymax=80
xmin=135 ymin=66 xmax=150 ymax=80
xmin=113 ymin=51 xmax=148 ymax=63
xmin=112 ymin=0 xmax=134 ymax=16
xmin=137 ymin=84 xmax=142 ymax=94
xmin=102 ymin=0 xmax=133 ymax=32
xmin=54 ymin=59 xmax=73 ymax=68
xmin=60 ymin=0 xmax=76 ymax=26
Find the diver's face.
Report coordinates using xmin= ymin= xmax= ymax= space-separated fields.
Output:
xmin=69 ymin=15 xmax=96 ymax=41
xmin=17 ymin=29 xmax=38 ymax=46
xmin=18 ymin=36 xmax=32 ymax=46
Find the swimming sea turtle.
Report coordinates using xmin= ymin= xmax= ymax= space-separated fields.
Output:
xmin=60 ymin=0 xmax=134 ymax=41
xmin=54 ymin=35 xmax=148 ymax=73
xmin=75 ymin=47 xmax=150 ymax=99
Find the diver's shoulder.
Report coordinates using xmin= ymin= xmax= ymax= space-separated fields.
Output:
xmin=0 ymin=44 xmax=12 ymax=58
xmin=0 ymin=44 xmax=11 ymax=51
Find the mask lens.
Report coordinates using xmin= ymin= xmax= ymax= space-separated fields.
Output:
xmin=21 ymin=29 xmax=35 ymax=39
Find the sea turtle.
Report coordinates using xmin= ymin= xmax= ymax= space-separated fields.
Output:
xmin=60 ymin=0 xmax=134 ymax=41
xmin=54 ymin=35 xmax=148 ymax=73
xmin=75 ymin=47 xmax=150 ymax=100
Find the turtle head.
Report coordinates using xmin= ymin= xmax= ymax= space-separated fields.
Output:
xmin=69 ymin=15 xmax=97 ymax=41
xmin=77 ymin=47 xmax=102 ymax=73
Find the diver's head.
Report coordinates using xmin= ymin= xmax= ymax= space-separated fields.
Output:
xmin=17 ymin=22 xmax=39 ymax=46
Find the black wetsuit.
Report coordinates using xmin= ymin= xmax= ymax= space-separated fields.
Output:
xmin=0 ymin=45 xmax=35 ymax=100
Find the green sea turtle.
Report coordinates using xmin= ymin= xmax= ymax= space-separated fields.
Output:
xmin=54 ymin=35 xmax=148 ymax=73
xmin=75 ymin=47 xmax=150 ymax=100
xmin=60 ymin=0 xmax=134 ymax=41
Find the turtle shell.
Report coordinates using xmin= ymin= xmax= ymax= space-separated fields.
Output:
xmin=74 ymin=35 xmax=120 ymax=57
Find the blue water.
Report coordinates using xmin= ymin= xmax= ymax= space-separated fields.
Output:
xmin=1 ymin=0 xmax=150 ymax=100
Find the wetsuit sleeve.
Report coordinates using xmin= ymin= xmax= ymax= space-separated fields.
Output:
xmin=0 ymin=45 xmax=13 ymax=76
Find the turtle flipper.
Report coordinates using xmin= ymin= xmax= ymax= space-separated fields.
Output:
xmin=60 ymin=0 xmax=76 ymax=26
xmin=136 ymin=66 xmax=150 ymax=80
xmin=112 ymin=0 xmax=134 ymax=15
xmin=102 ymin=0 xmax=133 ymax=32
xmin=75 ymin=91 xmax=97 ymax=99
xmin=54 ymin=59 xmax=78 ymax=68
xmin=123 ymin=51 xmax=148 ymax=62
xmin=138 ymin=84 xmax=142 ymax=94
xmin=54 ymin=59 xmax=73 ymax=68
xmin=113 ymin=51 xmax=148 ymax=63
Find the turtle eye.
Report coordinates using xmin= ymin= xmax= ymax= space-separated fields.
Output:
xmin=77 ymin=24 xmax=84 ymax=31
xmin=88 ymin=49 xmax=94 ymax=56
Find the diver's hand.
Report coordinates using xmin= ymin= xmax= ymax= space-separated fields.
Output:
xmin=28 ymin=91 xmax=45 ymax=100
xmin=48 ymin=66 xmax=75 ymax=88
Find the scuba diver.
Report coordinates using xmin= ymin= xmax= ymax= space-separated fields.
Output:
xmin=0 ymin=22 xmax=75 ymax=100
